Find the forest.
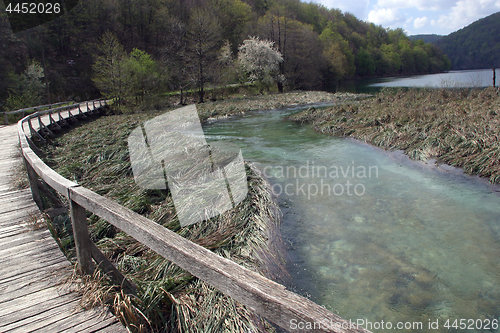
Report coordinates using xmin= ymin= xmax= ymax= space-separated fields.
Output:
xmin=434 ymin=11 xmax=500 ymax=70
xmin=0 ymin=0 xmax=452 ymax=111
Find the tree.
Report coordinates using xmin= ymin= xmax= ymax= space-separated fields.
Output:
xmin=237 ymin=36 xmax=283 ymax=93
xmin=186 ymin=8 xmax=222 ymax=103
xmin=355 ymin=48 xmax=375 ymax=76
xmin=163 ymin=18 xmax=190 ymax=105
xmin=92 ymin=32 xmax=129 ymax=104
xmin=124 ymin=48 xmax=159 ymax=101
xmin=5 ymin=60 xmax=46 ymax=110
xmin=319 ymin=27 xmax=355 ymax=81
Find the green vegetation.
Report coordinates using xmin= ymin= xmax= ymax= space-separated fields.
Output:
xmin=289 ymin=87 xmax=500 ymax=183
xmin=1 ymin=0 xmax=451 ymax=111
xmin=435 ymin=12 xmax=500 ymax=70
xmin=408 ymin=34 xmax=443 ymax=44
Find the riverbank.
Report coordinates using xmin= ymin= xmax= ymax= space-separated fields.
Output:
xmin=288 ymin=87 xmax=500 ymax=184
xmin=197 ymin=91 xmax=369 ymax=122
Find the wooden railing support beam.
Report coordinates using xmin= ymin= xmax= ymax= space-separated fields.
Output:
xmin=69 ymin=198 xmax=95 ymax=275
xmin=24 ymin=156 xmax=43 ymax=209
xmin=90 ymin=242 xmax=137 ymax=294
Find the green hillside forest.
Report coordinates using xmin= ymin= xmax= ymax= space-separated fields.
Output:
xmin=0 ymin=0 xmax=451 ymax=110
xmin=435 ymin=11 xmax=500 ymax=70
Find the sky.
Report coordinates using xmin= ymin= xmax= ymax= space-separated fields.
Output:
xmin=308 ymin=0 xmax=500 ymax=35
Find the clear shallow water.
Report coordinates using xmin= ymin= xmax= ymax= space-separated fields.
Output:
xmin=204 ymin=108 xmax=500 ymax=332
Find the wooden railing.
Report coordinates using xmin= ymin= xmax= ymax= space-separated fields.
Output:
xmin=17 ymin=100 xmax=372 ymax=333
xmin=4 ymin=101 xmax=74 ymax=125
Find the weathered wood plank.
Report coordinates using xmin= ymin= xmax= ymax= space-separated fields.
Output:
xmin=29 ymin=307 xmax=127 ymax=333
xmin=67 ymin=314 xmax=122 ymax=333
xmin=0 ymin=292 xmax=76 ymax=329
xmin=0 ymin=201 xmax=37 ymax=215
xmin=0 ymin=242 xmax=61 ymax=266
xmin=0 ymin=273 xmax=63 ymax=303
xmin=0 ymin=297 xmax=83 ymax=332
xmin=0 ymin=260 xmax=68 ymax=287
xmin=0 ymin=256 xmax=68 ymax=282
xmin=0 ymin=229 xmax=52 ymax=251
xmin=0 ymin=283 xmax=74 ymax=318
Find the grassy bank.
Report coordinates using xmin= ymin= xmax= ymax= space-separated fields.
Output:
xmin=40 ymin=91 xmax=359 ymax=332
xmin=288 ymin=87 xmax=500 ymax=183
xmin=196 ymin=91 xmax=366 ymax=122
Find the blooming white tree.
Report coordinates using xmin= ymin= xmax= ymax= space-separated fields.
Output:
xmin=237 ymin=36 xmax=283 ymax=93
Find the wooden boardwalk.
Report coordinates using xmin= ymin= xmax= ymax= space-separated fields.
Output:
xmin=0 ymin=124 xmax=127 ymax=333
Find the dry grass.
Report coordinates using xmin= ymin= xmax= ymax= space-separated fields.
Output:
xmin=197 ymin=91 xmax=368 ymax=122
xmin=24 ymin=211 xmax=48 ymax=231
xmin=289 ymin=87 xmax=500 ymax=183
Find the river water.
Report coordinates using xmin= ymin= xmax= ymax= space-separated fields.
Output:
xmin=204 ymin=106 xmax=500 ymax=332
xmin=338 ymin=68 xmax=500 ymax=94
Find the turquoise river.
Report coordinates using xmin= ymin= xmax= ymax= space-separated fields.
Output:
xmin=204 ymin=105 xmax=500 ymax=333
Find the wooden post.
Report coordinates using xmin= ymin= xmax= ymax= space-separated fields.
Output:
xmin=494 ymin=68 xmax=496 ymax=88
xmin=4 ymin=112 xmax=7 ymax=125
xmin=69 ymin=199 xmax=95 ymax=275
xmin=24 ymin=156 xmax=43 ymax=209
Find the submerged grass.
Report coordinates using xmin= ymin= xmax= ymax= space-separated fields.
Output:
xmin=289 ymin=87 xmax=500 ymax=183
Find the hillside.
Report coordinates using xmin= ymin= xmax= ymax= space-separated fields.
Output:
xmin=409 ymin=34 xmax=443 ymax=44
xmin=435 ymin=11 xmax=500 ymax=69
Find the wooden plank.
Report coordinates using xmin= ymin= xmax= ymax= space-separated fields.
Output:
xmin=0 ymin=242 xmax=61 ymax=266
xmin=0 ymin=189 xmax=31 ymax=198
xmin=30 ymin=307 xmax=126 ymax=333
xmin=0 ymin=272 xmax=63 ymax=303
xmin=0 ymin=256 xmax=67 ymax=282
xmin=0 ymin=282 xmax=74 ymax=318
xmin=0 ymin=297 xmax=82 ymax=332
xmin=0 ymin=229 xmax=52 ymax=251
xmin=0 ymin=260 xmax=68 ymax=287
xmin=0 ymin=296 xmax=76 ymax=329
xmin=0 ymin=201 xmax=37 ymax=215
xmin=68 ymin=315 xmax=122 ymax=333
xmin=69 ymin=186 xmax=369 ymax=333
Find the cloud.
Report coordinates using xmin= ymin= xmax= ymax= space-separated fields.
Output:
xmin=434 ymin=0 xmax=500 ymax=31
xmin=414 ymin=16 xmax=429 ymax=28
xmin=310 ymin=0 xmax=371 ymax=18
xmin=377 ymin=0 xmax=458 ymax=11
xmin=368 ymin=7 xmax=404 ymax=25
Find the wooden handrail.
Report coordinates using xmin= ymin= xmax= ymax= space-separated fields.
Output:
xmin=17 ymin=100 xmax=372 ymax=333
xmin=4 ymin=101 xmax=73 ymax=125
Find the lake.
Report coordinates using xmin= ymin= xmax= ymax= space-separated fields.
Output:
xmin=204 ymin=105 xmax=500 ymax=333
xmin=337 ymin=68 xmax=500 ymax=94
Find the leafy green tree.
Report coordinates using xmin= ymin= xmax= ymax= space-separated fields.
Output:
xmin=124 ymin=48 xmax=160 ymax=101
xmin=355 ymin=48 xmax=375 ymax=76
xmin=5 ymin=61 xmax=46 ymax=110
xmin=319 ymin=27 xmax=355 ymax=80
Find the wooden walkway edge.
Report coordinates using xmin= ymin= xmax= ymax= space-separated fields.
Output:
xmin=0 ymin=123 xmax=127 ymax=332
